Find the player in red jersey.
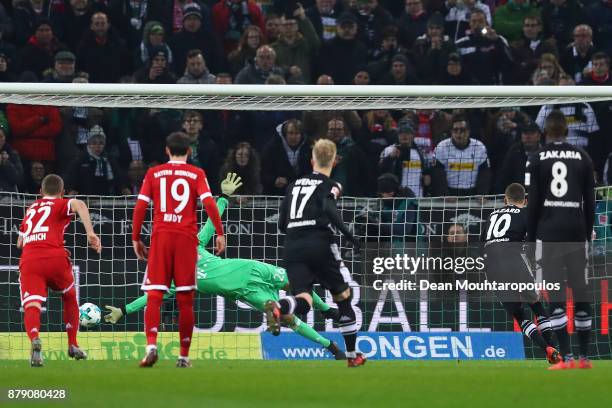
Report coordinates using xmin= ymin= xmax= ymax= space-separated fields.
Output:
xmin=132 ymin=132 xmax=225 ymax=368
xmin=17 ymin=174 xmax=101 ymax=367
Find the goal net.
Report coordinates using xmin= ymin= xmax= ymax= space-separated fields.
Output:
xmin=0 ymin=84 xmax=610 ymax=361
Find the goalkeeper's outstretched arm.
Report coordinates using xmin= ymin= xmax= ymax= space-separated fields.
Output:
xmin=104 ymin=286 xmax=178 ymax=323
xmin=197 ymin=173 xmax=242 ymax=248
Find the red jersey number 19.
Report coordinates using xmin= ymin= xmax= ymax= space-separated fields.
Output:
xmin=159 ymin=177 xmax=190 ymax=214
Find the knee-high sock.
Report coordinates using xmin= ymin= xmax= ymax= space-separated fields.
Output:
xmin=24 ymin=306 xmax=41 ymax=342
xmin=337 ymin=297 xmax=357 ymax=357
xmin=291 ymin=316 xmax=331 ymax=348
xmin=61 ymin=287 xmax=79 ymax=347
xmin=312 ymin=292 xmax=330 ymax=312
xmin=279 ymin=296 xmax=310 ymax=315
xmin=529 ymin=302 xmax=555 ymax=347
xmin=574 ymin=302 xmax=592 ymax=359
xmin=549 ymin=303 xmax=571 ymax=359
xmin=144 ymin=290 xmax=164 ymax=347
xmin=176 ymin=291 xmax=195 ymax=358
xmin=503 ymin=302 xmax=548 ymax=352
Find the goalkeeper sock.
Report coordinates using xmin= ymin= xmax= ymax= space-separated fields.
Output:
xmin=61 ymin=287 xmax=79 ymax=347
xmin=529 ymin=302 xmax=555 ymax=347
xmin=337 ymin=297 xmax=357 ymax=357
xmin=549 ymin=305 xmax=572 ymax=359
xmin=24 ymin=306 xmax=41 ymax=341
xmin=312 ymin=291 xmax=330 ymax=312
xmin=291 ymin=316 xmax=331 ymax=348
xmin=574 ymin=303 xmax=592 ymax=358
xmin=279 ymin=296 xmax=310 ymax=315
xmin=176 ymin=291 xmax=195 ymax=358
xmin=144 ymin=290 xmax=164 ymax=346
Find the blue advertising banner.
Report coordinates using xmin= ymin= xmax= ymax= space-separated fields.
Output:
xmin=261 ymin=332 xmax=525 ymax=360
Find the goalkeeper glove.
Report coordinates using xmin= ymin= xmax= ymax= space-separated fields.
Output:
xmin=104 ymin=305 xmax=125 ymax=324
xmin=221 ymin=172 xmax=243 ymax=196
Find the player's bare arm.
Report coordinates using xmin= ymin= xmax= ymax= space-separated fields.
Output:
xmin=70 ymin=199 xmax=102 ymax=254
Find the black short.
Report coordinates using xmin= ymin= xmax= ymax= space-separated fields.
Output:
xmin=538 ymin=241 xmax=589 ymax=301
xmin=484 ymin=245 xmax=537 ymax=303
xmin=283 ymin=242 xmax=351 ymax=296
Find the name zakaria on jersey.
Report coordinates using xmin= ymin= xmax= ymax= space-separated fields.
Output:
xmin=281 ymin=172 xmax=341 ymax=236
xmin=482 ymin=205 xmax=526 ymax=247
xmin=19 ymin=197 xmax=74 ymax=260
xmin=138 ymin=161 xmax=212 ymax=237
xmin=525 ymin=142 xmax=595 ymax=242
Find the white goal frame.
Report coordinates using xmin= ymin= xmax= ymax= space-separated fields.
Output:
xmin=0 ymin=83 xmax=611 ymax=111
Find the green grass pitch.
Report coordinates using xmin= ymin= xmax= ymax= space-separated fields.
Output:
xmin=0 ymin=360 xmax=609 ymax=408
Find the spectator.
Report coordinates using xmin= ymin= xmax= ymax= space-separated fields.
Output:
xmin=367 ymin=25 xmax=406 ymax=81
xmin=227 ymin=25 xmax=265 ymax=77
xmin=560 ymin=24 xmax=596 ymax=83
xmin=42 ymin=51 xmax=77 ymax=82
xmin=76 ymin=11 xmax=130 ymax=83
xmin=531 ymin=53 xmax=566 ymax=85
xmin=306 ymin=0 xmax=342 ymax=41
xmin=375 ymin=173 xmax=419 ymax=240
xmin=64 ymin=126 xmax=130 ymax=195
xmin=493 ymin=0 xmax=539 ymax=43
xmin=261 ymin=119 xmax=312 ymax=195
xmin=585 ymin=0 xmax=612 ymax=57
xmin=271 ymin=5 xmax=321 ymax=84
xmin=377 ymin=53 xmax=418 ymax=84
xmin=12 ymin=0 xmax=51 ymax=46
xmin=379 ymin=121 xmax=430 ymax=197
xmin=431 ymin=114 xmax=491 ymax=196
xmin=181 ymin=110 xmax=219 ymax=192
xmin=542 ymin=0 xmax=587 ymax=48
xmin=444 ymin=0 xmax=492 ymax=42
xmin=318 ymin=12 xmax=368 ymax=84
xmin=107 ymin=0 xmax=163 ymax=50
xmin=177 ymin=49 xmax=216 ymax=84
xmin=136 ymin=21 xmax=173 ymax=70
xmin=580 ymin=51 xmax=612 ymax=85
xmin=510 ymin=15 xmax=558 ymax=85
xmin=359 ymin=109 xmax=397 ymax=162
xmin=454 ymin=9 xmax=513 ymax=84
xmin=235 ymin=45 xmax=284 ymax=84
xmin=169 ymin=3 xmax=224 ymax=76
xmin=0 ymin=126 xmax=24 ymax=192
xmin=19 ymin=20 xmax=67 ymax=79
xmin=325 ymin=118 xmax=371 ymax=196
xmin=24 ymin=161 xmax=46 ymax=194
xmin=535 ymin=103 xmax=599 ymax=153
xmin=0 ymin=52 xmax=17 ymax=82
xmin=0 ymin=27 xmax=17 ymax=66
xmin=0 ymin=2 xmax=13 ymax=42
xmin=264 ymin=12 xmax=282 ymax=43
xmin=353 ymin=69 xmax=370 ymax=84
xmin=55 ymin=0 xmax=94 ymax=51
xmin=439 ymin=52 xmax=474 ymax=84
xmin=133 ymin=45 xmax=177 ymax=83
xmin=219 ymin=141 xmax=262 ymax=195
xmin=355 ymin=0 xmax=393 ymax=53
xmin=483 ymin=107 xmax=531 ymax=175
xmin=126 ymin=159 xmax=146 ymax=194
xmin=212 ymin=0 xmax=266 ymax=54
xmin=412 ymin=13 xmax=455 ymax=83
xmin=400 ymin=109 xmax=453 ymax=165
xmin=6 ymin=102 xmax=62 ymax=166
xmin=496 ymin=122 xmax=542 ymax=193
xmin=157 ymin=0 xmax=211 ymax=36
xmin=398 ymin=0 xmax=429 ymax=49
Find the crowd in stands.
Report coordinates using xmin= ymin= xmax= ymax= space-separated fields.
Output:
xmin=0 ymin=0 xmax=611 ymax=200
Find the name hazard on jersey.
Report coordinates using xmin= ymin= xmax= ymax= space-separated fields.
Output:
xmin=153 ymin=169 xmax=198 ymax=179
xmin=539 ymin=150 xmax=582 ymax=160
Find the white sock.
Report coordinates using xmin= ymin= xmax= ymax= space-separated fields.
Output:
xmin=146 ymin=345 xmax=157 ymax=353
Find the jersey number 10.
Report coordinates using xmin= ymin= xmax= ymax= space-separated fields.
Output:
xmin=486 ymin=213 xmax=511 ymax=240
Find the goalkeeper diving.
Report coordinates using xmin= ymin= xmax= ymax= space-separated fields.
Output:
xmin=105 ymin=173 xmax=346 ymax=359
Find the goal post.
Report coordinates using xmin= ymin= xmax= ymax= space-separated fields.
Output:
xmin=0 ymin=83 xmax=611 ymax=110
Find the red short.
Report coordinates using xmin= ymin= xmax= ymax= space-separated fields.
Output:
xmin=19 ymin=256 xmax=74 ymax=307
xmin=142 ymin=233 xmax=197 ymax=292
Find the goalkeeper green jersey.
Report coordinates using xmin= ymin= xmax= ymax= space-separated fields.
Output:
xmin=126 ymin=196 xmax=288 ymax=314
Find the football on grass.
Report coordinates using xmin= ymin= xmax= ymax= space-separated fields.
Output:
xmin=79 ymin=303 xmax=101 ymax=328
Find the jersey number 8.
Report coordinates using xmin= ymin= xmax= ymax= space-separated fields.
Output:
xmin=550 ymin=161 xmax=568 ymax=198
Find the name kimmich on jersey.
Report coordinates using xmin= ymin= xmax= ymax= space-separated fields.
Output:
xmin=19 ymin=197 xmax=73 ymax=259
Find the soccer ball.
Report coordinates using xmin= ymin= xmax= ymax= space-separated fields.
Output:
xmin=79 ymin=303 xmax=101 ymax=328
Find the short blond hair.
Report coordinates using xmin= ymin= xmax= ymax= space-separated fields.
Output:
xmin=313 ymin=139 xmax=336 ymax=168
